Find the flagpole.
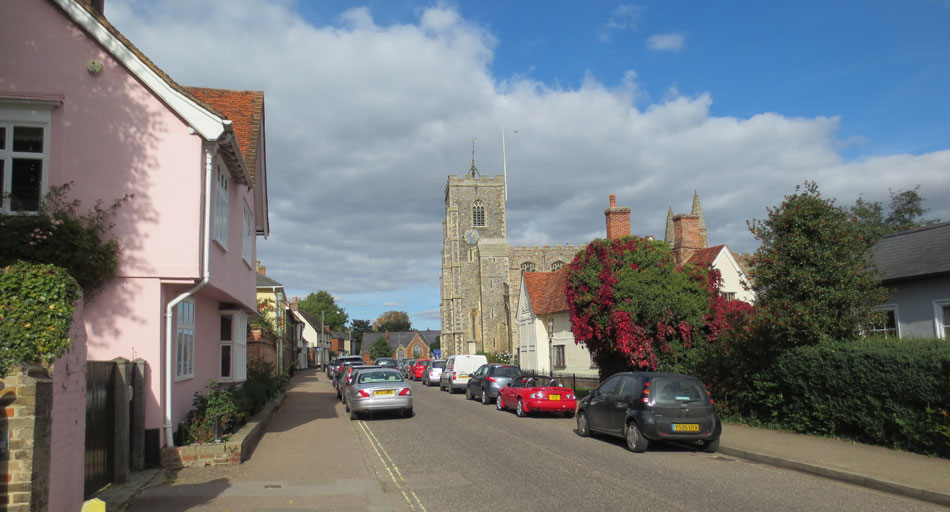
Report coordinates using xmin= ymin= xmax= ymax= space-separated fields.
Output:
xmin=501 ymin=123 xmax=508 ymax=202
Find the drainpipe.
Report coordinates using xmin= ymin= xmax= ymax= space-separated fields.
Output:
xmin=163 ymin=140 xmax=216 ymax=447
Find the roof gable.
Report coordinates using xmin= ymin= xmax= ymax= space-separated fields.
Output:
xmin=686 ymin=245 xmax=726 ymax=267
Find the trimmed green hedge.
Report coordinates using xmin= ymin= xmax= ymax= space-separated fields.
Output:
xmin=737 ymin=338 xmax=950 ymax=457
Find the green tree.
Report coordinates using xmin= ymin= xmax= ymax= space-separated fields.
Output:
xmin=749 ymin=181 xmax=887 ymax=349
xmin=566 ymin=236 xmax=720 ymax=376
xmin=298 ymin=291 xmax=348 ymax=331
xmin=849 ymin=185 xmax=939 ymax=246
xmin=349 ymin=319 xmax=372 ymax=354
xmin=429 ymin=336 xmax=440 ymax=352
xmin=369 ymin=336 xmax=393 ymax=359
xmin=373 ymin=310 xmax=411 ymax=332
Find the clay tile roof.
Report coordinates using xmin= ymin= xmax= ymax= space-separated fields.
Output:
xmin=686 ymin=245 xmax=725 ymax=267
xmin=524 ymin=268 xmax=570 ymax=315
xmin=184 ymin=87 xmax=265 ymax=176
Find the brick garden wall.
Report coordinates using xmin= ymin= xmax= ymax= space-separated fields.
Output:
xmin=1 ymin=365 xmax=53 ymax=512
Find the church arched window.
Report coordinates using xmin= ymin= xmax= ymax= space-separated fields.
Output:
xmin=521 ymin=261 xmax=536 ymax=272
xmin=470 ymin=310 xmax=478 ymax=339
xmin=472 ymin=200 xmax=485 ymax=227
xmin=551 ymin=261 xmax=564 ymax=271
xmin=412 ymin=344 xmax=423 ymax=357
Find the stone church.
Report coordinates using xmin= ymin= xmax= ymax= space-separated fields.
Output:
xmin=439 ymin=165 xmax=580 ymax=358
xmin=439 ymin=157 xmax=725 ymax=360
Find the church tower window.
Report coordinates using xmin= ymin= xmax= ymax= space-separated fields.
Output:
xmin=521 ymin=261 xmax=536 ymax=272
xmin=472 ymin=200 xmax=485 ymax=227
xmin=551 ymin=261 xmax=564 ymax=271
xmin=470 ymin=310 xmax=478 ymax=339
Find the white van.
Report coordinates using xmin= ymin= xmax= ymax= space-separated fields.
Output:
xmin=439 ymin=354 xmax=489 ymax=393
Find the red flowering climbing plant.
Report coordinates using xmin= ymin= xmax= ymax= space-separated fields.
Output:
xmin=566 ymin=236 xmax=753 ymax=375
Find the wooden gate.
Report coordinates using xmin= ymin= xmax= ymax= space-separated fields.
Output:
xmin=85 ymin=361 xmax=116 ymax=498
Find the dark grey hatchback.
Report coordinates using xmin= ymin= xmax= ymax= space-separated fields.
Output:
xmin=576 ymin=372 xmax=721 ymax=453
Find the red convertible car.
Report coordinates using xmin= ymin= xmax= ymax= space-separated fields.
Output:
xmin=497 ymin=376 xmax=577 ymax=417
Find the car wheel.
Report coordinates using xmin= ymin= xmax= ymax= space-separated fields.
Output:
xmin=404 ymin=408 xmax=414 ymax=418
xmin=465 ymin=387 xmax=473 ymax=400
xmin=625 ymin=421 xmax=649 ymax=453
xmin=481 ymin=389 xmax=490 ymax=405
xmin=701 ymin=438 xmax=720 ymax=453
xmin=423 ymin=377 xmax=428 ymax=386
xmin=349 ymin=409 xmax=358 ymax=421
xmin=516 ymin=398 xmax=527 ymax=417
xmin=439 ymin=381 xmax=445 ymax=391
xmin=576 ymin=411 xmax=590 ymax=437
xmin=496 ymin=397 xmax=504 ymax=411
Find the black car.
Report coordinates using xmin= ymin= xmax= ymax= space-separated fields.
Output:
xmin=465 ymin=364 xmax=522 ymax=404
xmin=576 ymin=372 xmax=721 ymax=453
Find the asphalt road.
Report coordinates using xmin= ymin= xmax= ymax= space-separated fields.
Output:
xmin=349 ymin=379 xmax=943 ymax=512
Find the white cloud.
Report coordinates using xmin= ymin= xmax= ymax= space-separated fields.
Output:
xmin=107 ymin=1 xmax=950 ymax=326
xmin=646 ymin=33 xmax=686 ymax=51
xmin=597 ymin=4 xmax=643 ymax=42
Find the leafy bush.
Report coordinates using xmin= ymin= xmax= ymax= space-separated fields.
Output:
xmin=0 ymin=262 xmax=81 ymax=377
xmin=708 ymin=337 xmax=950 ymax=457
xmin=183 ymin=361 xmax=290 ymax=444
xmin=0 ymin=183 xmax=129 ymax=295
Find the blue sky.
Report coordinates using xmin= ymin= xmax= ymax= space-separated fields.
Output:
xmin=109 ymin=1 xmax=950 ymax=330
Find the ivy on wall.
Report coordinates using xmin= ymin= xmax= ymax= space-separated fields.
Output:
xmin=0 ymin=262 xmax=81 ymax=377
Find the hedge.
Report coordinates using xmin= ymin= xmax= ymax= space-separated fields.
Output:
xmin=739 ymin=338 xmax=950 ymax=457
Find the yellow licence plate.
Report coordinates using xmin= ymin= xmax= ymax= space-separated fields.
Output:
xmin=457 ymin=375 xmax=468 ymax=379
xmin=672 ymin=423 xmax=699 ymax=432
xmin=374 ymin=390 xmax=394 ymax=396
xmin=549 ymin=394 xmax=561 ymax=400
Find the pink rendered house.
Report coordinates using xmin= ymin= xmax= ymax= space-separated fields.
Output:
xmin=1 ymin=0 xmax=270 ymax=490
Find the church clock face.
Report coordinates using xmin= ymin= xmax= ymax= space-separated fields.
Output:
xmin=463 ymin=229 xmax=480 ymax=245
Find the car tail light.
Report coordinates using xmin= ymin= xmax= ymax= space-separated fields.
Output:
xmin=486 ymin=376 xmax=497 ymax=383
xmin=706 ymin=388 xmax=715 ymax=405
xmin=399 ymin=388 xmax=411 ymax=396
xmin=452 ymin=372 xmax=457 ymax=379
xmin=641 ymin=380 xmax=651 ymax=404
xmin=357 ymin=390 xmax=370 ymax=398
xmin=567 ymin=393 xmax=575 ymax=399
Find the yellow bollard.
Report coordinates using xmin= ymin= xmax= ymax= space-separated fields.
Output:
xmin=81 ymin=498 xmax=106 ymax=512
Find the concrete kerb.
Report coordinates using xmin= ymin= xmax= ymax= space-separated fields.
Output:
xmin=718 ymin=446 xmax=950 ymax=508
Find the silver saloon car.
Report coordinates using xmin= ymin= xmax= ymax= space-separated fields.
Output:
xmin=346 ymin=369 xmax=413 ymax=420
xmin=422 ymin=360 xmax=445 ymax=386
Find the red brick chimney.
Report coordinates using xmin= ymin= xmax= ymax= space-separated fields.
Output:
xmin=604 ymin=194 xmax=631 ymax=240
xmin=256 ymin=259 xmax=266 ymax=275
xmin=672 ymin=214 xmax=702 ymax=264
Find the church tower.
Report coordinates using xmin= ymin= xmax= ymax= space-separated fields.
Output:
xmin=440 ymin=165 xmax=509 ymax=357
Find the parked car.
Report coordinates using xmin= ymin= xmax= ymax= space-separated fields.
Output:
xmin=497 ymin=375 xmax=576 ymax=417
xmin=422 ymin=360 xmax=445 ymax=386
xmin=575 ymin=372 xmax=721 ymax=453
xmin=327 ymin=357 xmax=338 ymax=377
xmin=402 ymin=359 xmax=416 ymax=378
xmin=331 ymin=355 xmax=363 ymax=380
xmin=397 ymin=358 xmax=411 ymax=374
xmin=440 ymin=354 xmax=488 ymax=394
xmin=409 ymin=359 xmax=430 ymax=381
xmin=374 ymin=357 xmax=398 ymax=369
xmin=346 ymin=368 xmax=413 ymax=420
xmin=465 ymin=364 xmax=522 ymax=404
xmin=334 ymin=360 xmax=365 ymax=398
xmin=342 ymin=365 xmax=381 ymax=405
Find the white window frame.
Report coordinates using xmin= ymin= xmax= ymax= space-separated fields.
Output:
xmin=213 ymin=162 xmax=229 ymax=247
xmin=242 ymin=202 xmax=253 ymax=264
xmin=553 ymin=345 xmax=566 ymax=368
xmin=175 ymin=300 xmax=196 ymax=381
xmin=933 ymin=300 xmax=950 ymax=340
xmin=220 ymin=309 xmax=248 ymax=382
xmin=0 ymin=101 xmax=56 ymax=213
xmin=869 ymin=304 xmax=900 ymax=339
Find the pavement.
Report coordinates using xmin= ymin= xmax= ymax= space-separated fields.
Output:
xmin=97 ymin=368 xmax=950 ymax=510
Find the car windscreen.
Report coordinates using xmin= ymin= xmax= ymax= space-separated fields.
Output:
xmin=493 ymin=366 xmax=522 ymax=378
xmin=358 ymin=371 xmax=404 ymax=384
xmin=651 ymin=378 xmax=707 ymax=405
xmin=430 ymin=361 xmax=445 ymax=368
